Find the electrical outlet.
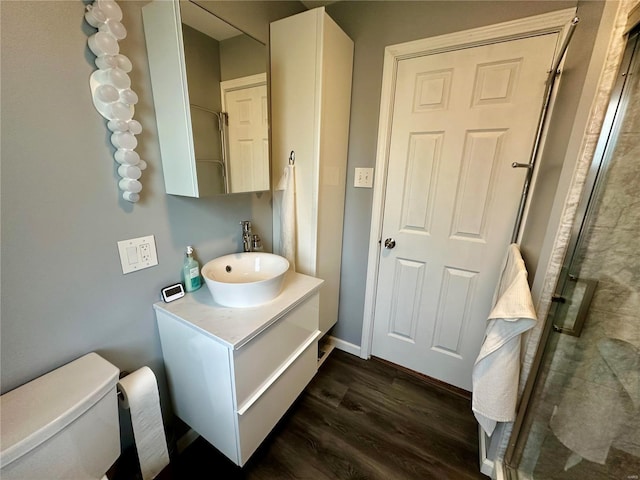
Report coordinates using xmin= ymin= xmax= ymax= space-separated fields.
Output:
xmin=140 ymin=243 xmax=151 ymax=262
xmin=354 ymin=167 xmax=374 ymax=188
xmin=117 ymin=235 xmax=158 ymax=274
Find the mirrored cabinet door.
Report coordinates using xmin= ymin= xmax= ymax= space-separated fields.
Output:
xmin=142 ymin=0 xmax=269 ymax=197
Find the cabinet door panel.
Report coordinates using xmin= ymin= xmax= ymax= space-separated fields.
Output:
xmin=142 ymin=0 xmax=197 ymax=196
xmin=237 ymin=341 xmax=318 ymax=465
xmin=233 ymin=293 xmax=319 ymax=408
xmin=156 ymin=313 xmax=238 ymax=463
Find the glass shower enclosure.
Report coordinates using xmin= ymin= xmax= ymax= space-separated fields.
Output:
xmin=505 ymin=28 xmax=640 ymax=480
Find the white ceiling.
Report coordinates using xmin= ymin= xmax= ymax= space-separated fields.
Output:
xmin=182 ymin=0 xmax=338 ymax=41
xmin=182 ymin=0 xmax=243 ymax=41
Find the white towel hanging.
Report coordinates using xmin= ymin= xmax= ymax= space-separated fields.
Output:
xmin=276 ymin=162 xmax=296 ymax=271
xmin=472 ymin=243 xmax=537 ymax=436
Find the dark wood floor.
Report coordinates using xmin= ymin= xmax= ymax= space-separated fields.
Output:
xmin=118 ymin=350 xmax=485 ymax=479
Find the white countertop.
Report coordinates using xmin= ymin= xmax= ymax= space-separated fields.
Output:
xmin=153 ymin=271 xmax=324 ymax=350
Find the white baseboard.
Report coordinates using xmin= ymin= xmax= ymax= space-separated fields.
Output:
xmin=325 ymin=335 xmax=361 ymax=357
xmin=494 ymin=459 xmax=507 ymax=480
xmin=176 ymin=428 xmax=199 ymax=454
xmin=479 ymin=425 xmax=494 ymax=477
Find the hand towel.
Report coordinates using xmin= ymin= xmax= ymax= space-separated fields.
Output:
xmin=472 ymin=244 xmax=537 ymax=436
xmin=276 ymin=164 xmax=296 ymax=271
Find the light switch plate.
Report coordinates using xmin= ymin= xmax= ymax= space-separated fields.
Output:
xmin=117 ymin=235 xmax=158 ymax=274
xmin=354 ymin=167 xmax=374 ymax=188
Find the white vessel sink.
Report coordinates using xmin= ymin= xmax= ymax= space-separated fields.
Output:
xmin=201 ymin=252 xmax=290 ymax=308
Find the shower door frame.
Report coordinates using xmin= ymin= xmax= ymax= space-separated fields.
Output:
xmin=552 ymin=31 xmax=639 ymax=316
xmin=503 ymin=27 xmax=640 ymax=475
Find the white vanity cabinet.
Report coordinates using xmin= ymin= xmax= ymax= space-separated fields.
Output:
xmin=153 ymin=272 xmax=323 ymax=466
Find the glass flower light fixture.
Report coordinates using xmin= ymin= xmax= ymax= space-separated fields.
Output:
xmin=85 ymin=0 xmax=146 ymax=203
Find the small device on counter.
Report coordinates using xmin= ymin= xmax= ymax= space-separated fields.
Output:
xmin=161 ymin=283 xmax=185 ymax=303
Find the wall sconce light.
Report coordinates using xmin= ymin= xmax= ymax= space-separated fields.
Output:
xmin=85 ymin=0 xmax=146 ymax=203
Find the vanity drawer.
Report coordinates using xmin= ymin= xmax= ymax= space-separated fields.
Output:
xmin=233 ymin=292 xmax=319 ymax=408
xmin=236 ymin=340 xmax=318 ymax=465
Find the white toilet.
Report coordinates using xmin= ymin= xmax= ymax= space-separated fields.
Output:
xmin=0 ymin=352 xmax=121 ymax=479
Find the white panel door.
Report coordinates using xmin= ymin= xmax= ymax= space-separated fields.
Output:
xmin=224 ymin=83 xmax=269 ymax=193
xmin=371 ymin=34 xmax=557 ymax=391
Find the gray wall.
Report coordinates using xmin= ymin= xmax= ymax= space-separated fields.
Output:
xmin=194 ymin=0 xmax=306 ymax=44
xmin=0 ymin=0 xmax=301 ymax=450
xmin=183 ymin=25 xmax=221 ymax=113
xmin=220 ymin=34 xmax=267 ymax=81
xmin=183 ymin=25 xmax=226 ymax=194
xmin=325 ymin=0 xmax=584 ymax=346
xmin=520 ymin=0 xmax=606 ymax=277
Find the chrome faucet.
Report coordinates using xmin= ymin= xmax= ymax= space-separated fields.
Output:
xmin=241 ymin=221 xmax=252 ymax=252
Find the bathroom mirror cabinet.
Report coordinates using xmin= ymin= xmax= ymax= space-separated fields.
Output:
xmin=142 ymin=0 xmax=269 ymax=197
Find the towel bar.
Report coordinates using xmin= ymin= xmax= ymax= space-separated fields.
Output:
xmin=552 ymin=277 xmax=598 ymax=337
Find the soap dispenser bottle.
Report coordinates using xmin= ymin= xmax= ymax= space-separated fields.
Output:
xmin=183 ymin=246 xmax=201 ymax=292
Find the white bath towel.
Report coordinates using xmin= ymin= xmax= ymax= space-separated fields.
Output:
xmin=276 ymin=164 xmax=296 ymax=271
xmin=472 ymin=244 xmax=537 ymax=436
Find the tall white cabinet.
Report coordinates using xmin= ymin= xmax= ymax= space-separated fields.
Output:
xmin=270 ymin=7 xmax=354 ymax=336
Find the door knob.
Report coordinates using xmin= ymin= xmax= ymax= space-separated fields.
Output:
xmin=384 ymin=238 xmax=396 ymax=249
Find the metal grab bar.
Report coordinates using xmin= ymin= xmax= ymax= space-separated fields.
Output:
xmin=189 ymin=105 xmax=230 ymax=192
xmin=215 ymin=112 xmax=230 ymax=193
xmin=552 ymin=277 xmax=598 ymax=337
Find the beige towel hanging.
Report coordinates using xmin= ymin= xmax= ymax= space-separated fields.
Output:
xmin=276 ymin=164 xmax=296 ymax=271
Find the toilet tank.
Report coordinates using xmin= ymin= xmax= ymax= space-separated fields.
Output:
xmin=0 ymin=353 xmax=121 ymax=480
